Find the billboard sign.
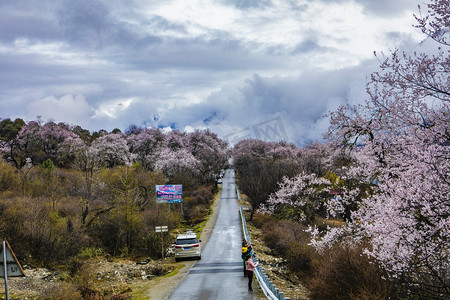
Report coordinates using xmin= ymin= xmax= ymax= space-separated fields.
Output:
xmin=156 ymin=185 xmax=183 ymax=203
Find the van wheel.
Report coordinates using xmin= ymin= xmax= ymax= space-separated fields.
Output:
xmin=197 ymin=256 xmax=201 ymax=260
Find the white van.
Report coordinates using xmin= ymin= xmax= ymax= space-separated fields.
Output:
xmin=174 ymin=233 xmax=201 ymax=261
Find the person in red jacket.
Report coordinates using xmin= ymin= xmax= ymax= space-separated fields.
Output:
xmin=245 ymin=255 xmax=258 ymax=291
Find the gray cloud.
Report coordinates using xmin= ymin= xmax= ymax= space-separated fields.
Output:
xmin=151 ymin=60 xmax=376 ymax=145
xmin=0 ymin=0 xmax=423 ymax=145
xmin=0 ymin=1 xmax=60 ymax=43
xmin=354 ymin=0 xmax=416 ymax=17
xmin=292 ymin=36 xmax=329 ymax=54
xmin=57 ymin=0 xmax=143 ymax=50
xmin=223 ymin=0 xmax=273 ymax=10
xmin=305 ymin=0 xmax=415 ymax=17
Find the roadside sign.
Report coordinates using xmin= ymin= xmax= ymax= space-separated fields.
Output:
xmin=0 ymin=240 xmax=25 ymax=278
xmin=1 ymin=239 xmax=25 ymax=300
xmin=155 ymin=226 xmax=168 ymax=232
xmin=155 ymin=226 xmax=168 ymax=259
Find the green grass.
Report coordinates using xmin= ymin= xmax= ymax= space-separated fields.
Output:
xmin=163 ymin=263 xmax=184 ymax=278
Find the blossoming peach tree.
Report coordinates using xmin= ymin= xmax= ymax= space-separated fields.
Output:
xmin=261 ymin=0 xmax=449 ymax=297
xmin=313 ymin=1 xmax=449 ymax=296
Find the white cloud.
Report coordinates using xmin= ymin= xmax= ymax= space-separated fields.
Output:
xmin=93 ymin=98 xmax=135 ymax=119
xmin=26 ymin=94 xmax=93 ymax=126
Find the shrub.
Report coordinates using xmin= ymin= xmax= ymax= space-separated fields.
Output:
xmin=70 ymin=261 xmax=131 ymax=300
xmin=251 ymin=212 xmax=274 ymax=228
xmin=171 ymin=171 xmax=199 ymax=192
xmin=41 ymin=282 xmax=83 ymax=300
xmin=286 ymin=242 xmax=317 ymax=278
xmin=261 ymin=222 xmax=292 ymax=256
xmin=76 ymin=247 xmax=104 ymax=260
xmin=182 ymin=185 xmax=214 ymax=224
xmin=308 ymin=243 xmax=393 ymax=300
xmin=190 ymin=186 xmax=213 ymax=205
xmin=138 ymin=207 xmax=180 ymax=259
xmin=261 ymin=220 xmax=309 ymax=257
xmin=0 ymin=159 xmax=19 ymax=192
xmin=151 ymin=264 xmax=167 ymax=276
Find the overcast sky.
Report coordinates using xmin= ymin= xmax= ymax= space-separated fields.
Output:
xmin=0 ymin=0 xmax=424 ymax=146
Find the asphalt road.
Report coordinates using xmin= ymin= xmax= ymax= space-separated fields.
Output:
xmin=168 ymin=169 xmax=256 ymax=300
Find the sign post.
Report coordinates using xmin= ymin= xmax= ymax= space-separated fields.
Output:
xmin=155 ymin=226 xmax=168 ymax=260
xmin=2 ymin=240 xmax=7 ymax=300
xmin=0 ymin=239 xmax=25 ymax=300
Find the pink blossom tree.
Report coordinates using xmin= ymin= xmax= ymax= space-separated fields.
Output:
xmin=263 ymin=141 xmax=365 ymax=217
xmin=1 ymin=120 xmax=82 ymax=169
xmin=154 ymin=148 xmax=200 ymax=181
xmin=165 ymin=130 xmax=189 ymax=151
xmin=319 ymin=1 xmax=449 ymax=297
xmin=187 ymin=129 xmax=228 ymax=183
xmin=233 ymin=139 xmax=303 ymax=219
xmin=265 ymin=173 xmax=332 ymax=223
xmin=126 ymin=128 xmax=166 ymax=170
xmin=92 ymin=133 xmax=133 ymax=168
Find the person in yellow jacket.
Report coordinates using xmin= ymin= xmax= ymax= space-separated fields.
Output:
xmin=241 ymin=240 xmax=253 ymax=276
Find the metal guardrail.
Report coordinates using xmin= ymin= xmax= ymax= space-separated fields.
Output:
xmin=237 ymin=186 xmax=290 ymax=300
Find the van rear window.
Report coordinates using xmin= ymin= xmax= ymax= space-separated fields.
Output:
xmin=176 ymin=238 xmax=198 ymax=245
